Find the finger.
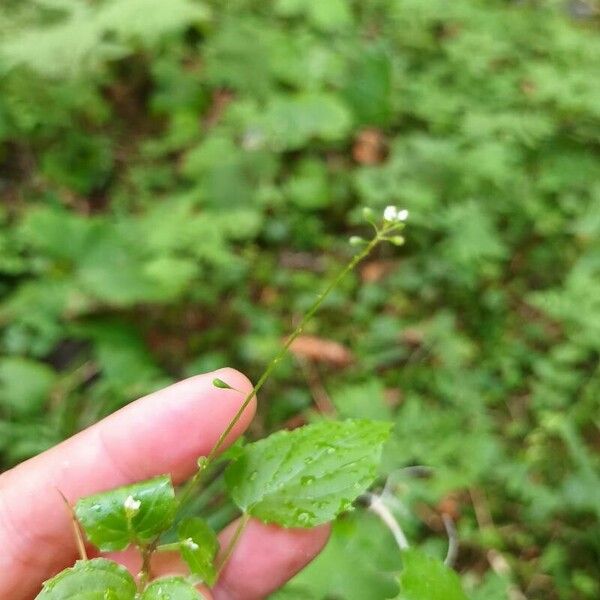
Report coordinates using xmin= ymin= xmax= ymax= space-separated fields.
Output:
xmin=213 ymin=519 xmax=330 ymax=600
xmin=111 ymin=518 xmax=329 ymax=600
xmin=0 ymin=368 xmax=255 ymax=600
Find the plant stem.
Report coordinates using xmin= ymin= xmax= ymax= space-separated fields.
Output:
xmin=178 ymin=229 xmax=387 ymax=507
xmin=137 ymin=541 xmax=157 ymax=592
xmin=366 ymin=493 xmax=410 ymax=551
xmin=56 ymin=488 xmax=88 ymax=561
xmin=215 ymin=513 xmax=251 ymax=579
xmin=155 ymin=541 xmax=183 ymax=552
xmin=209 ymin=231 xmax=386 ymax=460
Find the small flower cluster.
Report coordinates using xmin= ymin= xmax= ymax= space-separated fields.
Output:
xmin=350 ymin=205 xmax=409 ymax=248
xmin=383 ymin=205 xmax=409 ymax=223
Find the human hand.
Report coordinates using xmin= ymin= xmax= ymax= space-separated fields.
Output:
xmin=0 ymin=368 xmax=329 ymax=599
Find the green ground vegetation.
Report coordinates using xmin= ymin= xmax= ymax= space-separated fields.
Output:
xmin=0 ymin=1 xmax=599 ymax=598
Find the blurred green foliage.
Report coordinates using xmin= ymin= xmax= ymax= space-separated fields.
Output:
xmin=1 ymin=0 xmax=599 ymax=598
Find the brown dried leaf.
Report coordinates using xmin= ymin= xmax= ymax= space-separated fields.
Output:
xmin=204 ymin=89 xmax=235 ymax=129
xmin=402 ymin=327 xmax=425 ymax=347
xmin=437 ymin=492 xmax=462 ymax=521
xmin=360 ymin=259 xmax=395 ymax=283
xmin=289 ymin=335 xmax=354 ymax=367
xmin=352 ymin=127 xmax=387 ymax=165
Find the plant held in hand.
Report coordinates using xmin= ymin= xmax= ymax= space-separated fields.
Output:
xmin=34 ymin=208 xmax=466 ymax=599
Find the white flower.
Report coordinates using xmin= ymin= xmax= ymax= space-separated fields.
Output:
xmin=383 ymin=205 xmax=409 ymax=223
xmin=183 ymin=537 xmax=199 ymax=551
xmin=383 ymin=205 xmax=398 ymax=221
xmin=123 ymin=495 xmax=141 ymax=513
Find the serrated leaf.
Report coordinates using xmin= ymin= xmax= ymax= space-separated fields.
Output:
xmin=177 ymin=517 xmax=219 ymax=586
xmin=75 ymin=476 xmax=177 ymax=551
xmin=225 ymin=419 xmax=391 ymax=528
xmin=395 ymin=549 xmax=468 ymax=600
xmin=141 ymin=577 xmax=204 ymax=600
xmin=35 ymin=558 xmax=136 ymax=600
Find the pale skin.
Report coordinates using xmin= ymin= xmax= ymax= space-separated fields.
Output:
xmin=0 ymin=368 xmax=330 ymax=599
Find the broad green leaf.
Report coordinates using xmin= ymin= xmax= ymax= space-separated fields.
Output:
xmin=75 ymin=476 xmax=177 ymax=551
xmin=276 ymin=513 xmax=401 ymax=600
xmin=396 ymin=549 xmax=468 ymax=600
xmin=225 ymin=419 xmax=391 ymax=527
xmin=35 ymin=558 xmax=136 ymax=600
xmin=259 ymin=93 xmax=352 ymax=150
xmin=177 ymin=517 xmax=219 ymax=586
xmin=141 ymin=577 xmax=204 ymax=600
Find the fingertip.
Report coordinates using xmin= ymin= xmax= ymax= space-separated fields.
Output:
xmin=74 ymin=367 xmax=257 ymax=486
xmin=208 ymin=366 xmax=257 ymax=445
xmin=212 ymin=367 xmax=254 ymax=397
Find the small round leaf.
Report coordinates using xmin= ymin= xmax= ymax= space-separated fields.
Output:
xmin=75 ymin=475 xmax=177 ymax=551
xmin=177 ymin=517 xmax=219 ymax=586
xmin=141 ymin=577 xmax=204 ymax=600
xmin=35 ymin=558 xmax=136 ymax=600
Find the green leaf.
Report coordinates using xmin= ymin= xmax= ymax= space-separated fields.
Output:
xmin=98 ymin=0 xmax=210 ymax=45
xmin=35 ymin=558 xmax=136 ymax=600
xmin=177 ymin=517 xmax=219 ymax=586
xmin=344 ymin=47 xmax=393 ymax=127
xmin=0 ymin=357 xmax=57 ymax=417
xmin=276 ymin=513 xmax=401 ymax=600
xmin=141 ymin=577 xmax=204 ymax=600
xmin=276 ymin=0 xmax=352 ymax=31
xmin=259 ymin=93 xmax=352 ymax=150
xmin=75 ymin=476 xmax=177 ymax=551
xmin=225 ymin=419 xmax=391 ymax=527
xmin=0 ymin=0 xmax=208 ymax=77
xmin=285 ymin=158 xmax=331 ymax=209
xmin=396 ymin=549 xmax=468 ymax=600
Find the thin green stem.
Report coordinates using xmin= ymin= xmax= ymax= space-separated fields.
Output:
xmin=178 ymin=229 xmax=388 ymax=508
xmin=215 ymin=513 xmax=251 ymax=579
xmin=155 ymin=541 xmax=183 ymax=552
xmin=207 ymin=231 xmax=385 ymax=462
xmin=137 ymin=541 xmax=157 ymax=592
xmin=166 ymin=220 xmax=401 ymax=591
xmin=201 ymin=230 xmax=392 ymax=575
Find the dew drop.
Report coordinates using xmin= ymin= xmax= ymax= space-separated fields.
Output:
xmin=249 ymin=471 xmax=258 ymax=481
